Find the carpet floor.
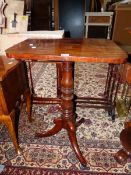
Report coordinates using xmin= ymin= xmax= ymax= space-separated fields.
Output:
xmin=0 ymin=62 xmax=130 ymax=174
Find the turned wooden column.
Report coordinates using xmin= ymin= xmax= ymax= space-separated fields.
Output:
xmin=61 ymin=62 xmax=86 ymax=166
xmin=61 ymin=62 xmax=74 ymax=120
xmin=35 ymin=61 xmax=86 ymax=166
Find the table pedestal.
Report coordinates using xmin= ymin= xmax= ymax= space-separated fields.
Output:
xmin=35 ymin=62 xmax=86 ymax=166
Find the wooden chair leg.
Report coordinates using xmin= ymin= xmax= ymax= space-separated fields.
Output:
xmin=24 ymin=88 xmax=32 ymax=122
xmin=1 ymin=110 xmax=21 ymax=154
xmin=27 ymin=62 xmax=35 ymax=94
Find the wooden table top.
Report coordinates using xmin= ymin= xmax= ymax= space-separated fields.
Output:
xmin=6 ymin=38 xmax=128 ymax=64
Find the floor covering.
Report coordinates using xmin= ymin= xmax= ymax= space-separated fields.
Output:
xmin=0 ymin=62 xmax=130 ymax=174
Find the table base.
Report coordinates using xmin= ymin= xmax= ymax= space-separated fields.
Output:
xmin=35 ymin=62 xmax=87 ymax=166
xmin=29 ymin=63 xmax=120 ymax=166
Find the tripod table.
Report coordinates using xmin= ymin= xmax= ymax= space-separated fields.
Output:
xmin=6 ymin=38 xmax=127 ymax=167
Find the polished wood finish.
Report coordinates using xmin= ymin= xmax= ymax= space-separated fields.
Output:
xmin=119 ymin=62 xmax=131 ymax=85
xmin=6 ymin=38 xmax=127 ymax=63
xmin=0 ymin=56 xmax=31 ymax=154
xmin=6 ymin=38 xmax=127 ymax=166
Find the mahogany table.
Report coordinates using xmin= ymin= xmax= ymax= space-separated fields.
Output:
xmin=6 ymin=38 xmax=127 ymax=167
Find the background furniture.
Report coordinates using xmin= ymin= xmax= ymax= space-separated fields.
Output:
xmin=28 ymin=0 xmax=87 ymax=38
xmin=0 ymin=56 xmax=31 ymax=154
xmin=112 ymin=4 xmax=131 ymax=62
xmin=112 ymin=4 xmax=131 ymax=46
xmin=84 ymin=12 xmax=113 ymax=39
xmin=26 ymin=0 xmax=113 ymax=38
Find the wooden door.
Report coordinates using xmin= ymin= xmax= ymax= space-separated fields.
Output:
xmin=31 ymin=0 xmax=52 ymax=30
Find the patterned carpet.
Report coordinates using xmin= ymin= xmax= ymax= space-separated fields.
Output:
xmin=0 ymin=62 xmax=131 ymax=174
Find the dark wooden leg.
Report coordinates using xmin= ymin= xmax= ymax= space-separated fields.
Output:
xmin=56 ymin=63 xmax=62 ymax=112
xmin=66 ymin=120 xmax=87 ymax=166
xmin=28 ymin=62 xmax=35 ymax=94
xmin=24 ymin=88 xmax=32 ymax=122
xmin=35 ymin=117 xmax=62 ymax=137
xmin=76 ymin=118 xmax=85 ymax=128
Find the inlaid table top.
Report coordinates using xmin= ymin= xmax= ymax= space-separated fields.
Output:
xmin=6 ymin=38 xmax=128 ymax=64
